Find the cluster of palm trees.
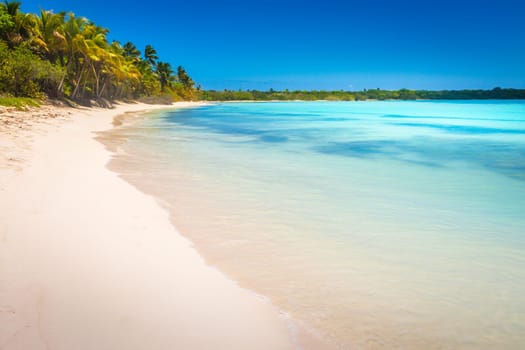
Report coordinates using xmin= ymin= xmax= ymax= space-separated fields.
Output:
xmin=0 ymin=1 xmax=195 ymax=102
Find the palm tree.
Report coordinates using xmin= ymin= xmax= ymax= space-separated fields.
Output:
xmin=104 ymin=41 xmax=141 ymax=99
xmin=2 ymin=0 xmax=19 ymax=17
xmin=177 ymin=65 xmax=194 ymax=89
xmin=33 ymin=10 xmax=66 ymax=64
xmin=0 ymin=1 xmax=26 ymax=46
xmin=0 ymin=3 xmax=196 ymax=101
xmin=82 ymin=23 xmax=110 ymax=99
xmin=113 ymin=41 xmax=143 ymax=98
xmin=123 ymin=41 xmax=140 ymax=61
xmin=156 ymin=61 xmax=174 ymax=91
xmin=61 ymin=13 xmax=90 ymax=98
xmin=144 ymin=44 xmax=158 ymax=67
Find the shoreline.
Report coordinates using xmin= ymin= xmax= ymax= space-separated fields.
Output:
xmin=98 ymin=105 xmax=334 ymax=350
xmin=0 ymin=102 xmax=298 ymax=350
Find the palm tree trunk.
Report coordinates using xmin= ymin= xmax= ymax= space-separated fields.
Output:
xmin=57 ymin=67 xmax=68 ymax=97
xmin=91 ymin=63 xmax=100 ymax=97
xmin=72 ymin=61 xmax=87 ymax=99
xmin=97 ymin=79 xmax=107 ymax=99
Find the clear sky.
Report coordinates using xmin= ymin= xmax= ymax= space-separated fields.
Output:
xmin=22 ymin=0 xmax=525 ymax=91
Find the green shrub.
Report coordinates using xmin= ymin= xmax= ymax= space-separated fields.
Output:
xmin=0 ymin=42 xmax=63 ymax=98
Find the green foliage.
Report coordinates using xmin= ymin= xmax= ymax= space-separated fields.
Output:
xmin=0 ymin=42 xmax=62 ymax=98
xmin=200 ymin=88 xmax=525 ymax=101
xmin=0 ymin=1 xmax=196 ymax=103
xmin=0 ymin=5 xmax=15 ymax=37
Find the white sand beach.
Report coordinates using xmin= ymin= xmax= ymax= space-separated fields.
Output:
xmin=0 ymin=102 xmax=297 ymax=350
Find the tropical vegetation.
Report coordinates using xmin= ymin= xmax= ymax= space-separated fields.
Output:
xmin=201 ymin=88 xmax=525 ymax=101
xmin=0 ymin=1 xmax=196 ymax=105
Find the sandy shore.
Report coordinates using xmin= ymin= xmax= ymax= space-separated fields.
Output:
xmin=0 ymin=102 xmax=297 ymax=350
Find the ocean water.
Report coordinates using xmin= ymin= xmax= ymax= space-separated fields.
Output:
xmin=105 ymin=101 xmax=525 ymax=349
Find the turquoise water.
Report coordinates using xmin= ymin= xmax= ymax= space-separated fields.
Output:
xmin=108 ymin=101 xmax=525 ymax=349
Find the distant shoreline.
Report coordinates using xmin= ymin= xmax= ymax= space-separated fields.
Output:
xmin=206 ymin=98 xmax=525 ymax=103
xmin=200 ymin=88 xmax=525 ymax=102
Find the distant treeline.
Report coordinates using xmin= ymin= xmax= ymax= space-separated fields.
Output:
xmin=0 ymin=1 xmax=196 ymax=105
xmin=200 ymin=88 xmax=525 ymax=101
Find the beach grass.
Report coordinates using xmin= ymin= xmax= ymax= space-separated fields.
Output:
xmin=0 ymin=97 xmax=41 ymax=109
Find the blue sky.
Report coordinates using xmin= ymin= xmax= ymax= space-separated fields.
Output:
xmin=22 ymin=0 xmax=525 ymax=90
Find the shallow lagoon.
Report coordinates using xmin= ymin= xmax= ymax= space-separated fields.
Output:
xmin=109 ymin=101 xmax=525 ymax=349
